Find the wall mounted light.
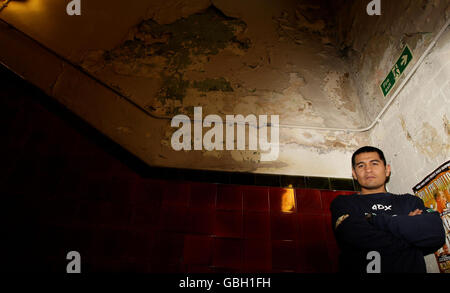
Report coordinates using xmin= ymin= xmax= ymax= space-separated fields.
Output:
xmin=0 ymin=0 xmax=11 ymax=11
xmin=0 ymin=0 xmax=11 ymax=12
xmin=281 ymin=186 xmax=296 ymax=213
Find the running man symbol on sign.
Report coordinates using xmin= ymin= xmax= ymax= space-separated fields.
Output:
xmin=392 ymin=64 xmax=401 ymax=79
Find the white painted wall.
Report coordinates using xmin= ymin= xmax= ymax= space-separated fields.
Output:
xmin=370 ymin=26 xmax=450 ymax=273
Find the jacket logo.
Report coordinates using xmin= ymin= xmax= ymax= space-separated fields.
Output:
xmin=371 ymin=204 xmax=392 ymax=211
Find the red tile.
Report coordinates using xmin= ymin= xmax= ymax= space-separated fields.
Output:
xmin=214 ymin=211 xmax=243 ymax=238
xmin=96 ymin=202 xmax=116 ymax=225
xmin=243 ymin=186 xmax=269 ymax=212
xmin=107 ymin=160 xmax=141 ymax=179
xmin=78 ymin=178 xmax=110 ymax=201
xmin=216 ymin=185 xmax=242 ymax=211
xmin=162 ymin=182 xmax=190 ymax=207
xmin=130 ymin=229 xmax=157 ymax=263
xmin=76 ymin=154 xmax=115 ymax=179
xmin=212 ymin=267 xmax=241 ymax=273
xmin=125 ymin=231 xmax=155 ymax=261
xmin=35 ymin=226 xmax=64 ymax=257
xmin=130 ymin=204 xmax=161 ymax=228
xmin=243 ymin=239 xmax=271 ymax=272
xmin=58 ymin=129 xmax=91 ymax=157
xmin=296 ymin=189 xmax=322 ymax=214
xmin=151 ymin=232 xmax=185 ymax=266
xmin=323 ymin=214 xmax=337 ymax=245
xmin=112 ymin=260 xmax=152 ymax=273
xmin=97 ymin=202 xmax=132 ymax=226
xmin=320 ymin=190 xmax=341 ymax=213
xmin=327 ymin=241 xmax=340 ymax=273
xmin=243 ymin=212 xmax=270 ymax=239
xmin=130 ymin=178 xmax=165 ymax=205
xmin=213 ymin=238 xmax=243 ymax=269
xmin=185 ymin=265 xmax=214 ymax=273
xmin=26 ymin=128 xmax=61 ymax=157
xmin=64 ymin=236 xmax=94 ymax=269
xmin=77 ymin=201 xmax=102 ymax=225
xmin=269 ymin=187 xmax=296 ymax=214
xmin=324 ymin=214 xmax=340 ymax=272
xmin=186 ymin=208 xmax=215 ymax=235
xmin=41 ymin=199 xmax=79 ymax=226
xmin=340 ymin=191 xmax=356 ymax=195
xmin=270 ymin=213 xmax=298 ymax=240
xmin=90 ymin=228 xmax=131 ymax=260
xmin=87 ymin=260 xmax=121 ymax=273
xmin=271 ymin=240 xmax=297 ymax=271
xmin=159 ymin=205 xmax=189 ymax=233
xmin=189 ymin=182 xmax=216 ymax=209
xmin=298 ymin=214 xmax=326 ymax=244
xmin=149 ymin=263 xmax=183 ymax=273
xmin=183 ymin=235 xmax=213 ymax=265
xmin=41 ymin=227 xmax=90 ymax=261
xmin=56 ymin=173 xmax=84 ymax=200
xmin=297 ymin=242 xmax=331 ymax=273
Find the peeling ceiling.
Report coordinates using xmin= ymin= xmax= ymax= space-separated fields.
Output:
xmin=0 ymin=0 xmax=447 ymax=178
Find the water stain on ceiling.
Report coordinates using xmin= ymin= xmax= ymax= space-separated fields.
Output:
xmin=80 ymin=1 xmax=363 ymax=130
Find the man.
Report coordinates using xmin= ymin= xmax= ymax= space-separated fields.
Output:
xmin=434 ymin=190 xmax=449 ymax=214
xmin=330 ymin=146 xmax=445 ymax=273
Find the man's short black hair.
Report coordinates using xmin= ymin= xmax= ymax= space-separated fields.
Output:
xmin=352 ymin=146 xmax=387 ymax=168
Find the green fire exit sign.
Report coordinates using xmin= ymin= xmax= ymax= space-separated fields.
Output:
xmin=380 ymin=45 xmax=413 ymax=97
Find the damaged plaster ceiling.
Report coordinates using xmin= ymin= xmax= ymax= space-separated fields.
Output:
xmin=80 ymin=0 xmax=365 ymax=132
xmin=1 ymin=0 xmax=384 ymax=176
xmin=1 ymin=0 xmax=447 ymax=176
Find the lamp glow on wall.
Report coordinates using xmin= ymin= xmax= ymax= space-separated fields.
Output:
xmin=281 ymin=186 xmax=296 ymax=213
xmin=0 ymin=0 xmax=11 ymax=12
xmin=0 ymin=0 xmax=45 ymax=15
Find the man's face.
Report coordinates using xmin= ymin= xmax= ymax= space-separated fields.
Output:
xmin=437 ymin=191 xmax=448 ymax=206
xmin=352 ymin=152 xmax=391 ymax=194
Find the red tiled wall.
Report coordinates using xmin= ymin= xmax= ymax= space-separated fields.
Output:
xmin=5 ymin=176 xmax=354 ymax=272
xmin=1 ymin=66 xmax=355 ymax=272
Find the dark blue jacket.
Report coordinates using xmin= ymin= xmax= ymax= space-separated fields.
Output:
xmin=330 ymin=192 xmax=445 ymax=273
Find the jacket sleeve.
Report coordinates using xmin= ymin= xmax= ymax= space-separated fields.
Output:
xmin=370 ymin=196 xmax=445 ymax=255
xmin=330 ymin=196 xmax=413 ymax=254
